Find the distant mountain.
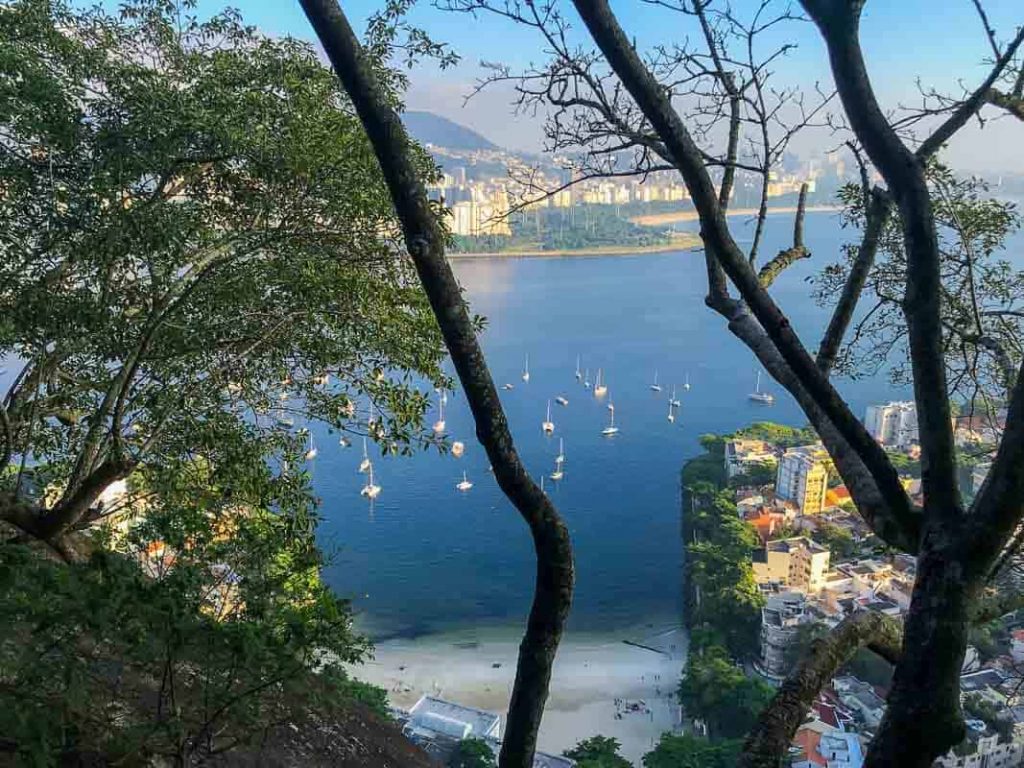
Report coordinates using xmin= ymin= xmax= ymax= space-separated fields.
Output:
xmin=403 ymin=111 xmax=497 ymax=152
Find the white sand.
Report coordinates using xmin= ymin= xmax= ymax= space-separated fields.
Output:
xmin=350 ymin=624 xmax=687 ymax=765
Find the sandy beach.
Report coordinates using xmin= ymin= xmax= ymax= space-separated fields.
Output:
xmin=350 ymin=624 xmax=687 ymax=765
xmin=630 ymin=204 xmax=841 ymax=226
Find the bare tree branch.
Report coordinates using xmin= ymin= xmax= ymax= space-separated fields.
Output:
xmin=758 ymin=183 xmax=810 ymax=287
xmin=739 ymin=611 xmax=903 ymax=768
xmin=817 ymin=188 xmax=892 ymax=375
xmin=801 ymin=0 xmax=963 ymax=513
xmin=570 ymin=0 xmax=916 ymax=548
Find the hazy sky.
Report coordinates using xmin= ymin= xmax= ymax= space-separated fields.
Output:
xmin=194 ymin=0 xmax=1023 ymax=173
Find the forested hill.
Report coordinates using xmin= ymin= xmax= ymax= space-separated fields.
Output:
xmin=403 ymin=110 xmax=498 ymax=151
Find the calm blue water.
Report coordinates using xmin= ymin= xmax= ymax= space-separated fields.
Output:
xmin=313 ymin=211 xmax=918 ymax=639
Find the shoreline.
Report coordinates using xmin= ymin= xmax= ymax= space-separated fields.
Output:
xmin=448 ymin=235 xmax=701 ymax=259
xmin=630 ymin=203 xmax=842 ymax=226
xmin=349 ymin=623 xmax=687 ymax=764
xmin=447 ymin=205 xmax=841 ymax=257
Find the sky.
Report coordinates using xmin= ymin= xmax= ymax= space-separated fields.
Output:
xmin=190 ymin=0 xmax=1023 ymax=173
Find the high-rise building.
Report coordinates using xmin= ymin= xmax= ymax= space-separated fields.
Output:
xmin=776 ymin=444 xmax=830 ymax=514
xmin=864 ymin=401 xmax=919 ymax=448
xmin=752 ymin=537 xmax=831 ymax=593
xmin=759 ymin=591 xmax=810 ymax=678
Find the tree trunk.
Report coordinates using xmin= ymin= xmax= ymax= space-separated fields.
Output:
xmin=296 ymin=4 xmax=575 ymax=766
xmin=865 ymin=535 xmax=972 ymax=767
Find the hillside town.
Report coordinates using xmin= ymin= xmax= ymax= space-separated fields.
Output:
xmin=707 ymin=401 xmax=1020 ymax=768
xmin=423 ymin=141 xmax=850 ymax=237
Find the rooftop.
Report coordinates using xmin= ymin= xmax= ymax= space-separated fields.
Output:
xmin=766 ymin=536 xmax=829 ymax=555
xmin=960 ymin=669 xmax=1007 ymax=693
xmin=407 ymin=696 xmax=500 ymax=740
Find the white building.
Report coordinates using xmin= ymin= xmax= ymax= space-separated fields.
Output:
xmin=776 ymin=444 xmax=830 ymax=514
xmin=864 ymin=401 xmax=919 ymax=448
xmin=752 ymin=537 xmax=831 ymax=593
xmin=724 ymin=438 xmax=778 ymax=480
xmin=403 ymin=695 xmax=501 ymax=742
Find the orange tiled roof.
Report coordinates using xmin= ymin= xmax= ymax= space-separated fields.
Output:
xmin=793 ymin=728 xmax=828 ymax=766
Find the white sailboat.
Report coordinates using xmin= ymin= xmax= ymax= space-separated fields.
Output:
xmin=542 ymin=400 xmax=555 ymax=433
xmin=749 ymin=370 xmax=775 ymax=404
xmin=667 ymin=399 xmax=675 ymax=423
xmin=593 ymin=368 xmax=608 ymax=397
xmin=575 ymin=355 xmax=582 ymax=380
xmin=650 ymin=370 xmax=662 ymax=392
xmin=584 ymin=368 xmax=591 ymax=389
xmin=358 ymin=437 xmax=371 ymax=473
xmin=684 ymin=372 xmax=691 ymax=391
xmin=456 ymin=471 xmax=473 ymax=492
xmin=360 ymin=462 xmax=381 ymax=498
xmin=433 ymin=397 xmax=446 ymax=434
xmin=304 ymin=433 xmax=318 ymax=460
xmin=669 ymin=385 xmax=681 ymax=408
xmin=555 ymin=438 xmax=565 ymax=464
xmin=522 ymin=354 xmax=530 ymax=382
xmin=602 ymin=408 xmax=619 ymax=436
xmin=550 ymin=455 xmax=564 ymax=481
xmin=607 ymin=393 xmax=615 ymax=411
xmin=451 ymin=441 xmax=465 ymax=458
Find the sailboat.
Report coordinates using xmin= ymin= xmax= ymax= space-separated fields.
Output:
xmin=684 ymin=372 xmax=691 ymax=391
xmin=451 ymin=441 xmax=465 ymax=458
xmin=749 ymin=371 xmax=775 ymax=404
xmin=667 ymin=399 xmax=675 ymax=423
xmin=358 ymin=437 xmax=371 ymax=473
xmin=669 ymin=385 xmax=681 ymax=408
xmin=339 ymin=435 xmax=351 ymax=448
xmin=522 ymin=354 xmax=530 ymax=382
xmin=602 ymin=408 xmax=619 ymax=436
xmin=593 ymin=368 xmax=608 ymax=397
xmin=607 ymin=393 xmax=615 ymax=411
xmin=650 ymin=370 xmax=662 ymax=392
xmin=584 ymin=368 xmax=591 ymax=389
xmin=433 ymin=397 xmax=446 ymax=434
xmin=542 ymin=400 xmax=555 ymax=433
xmin=575 ymin=355 xmax=582 ymax=380
xmin=304 ymin=433 xmax=318 ymax=460
xmin=555 ymin=438 xmax=565 ymax=464
xmin=360 ymin=462 xmax=381 ymax=498
xmin=456 ymin=471 xmax=473 ymax=492
xmin=550 ymin=455 xmax=564 ymax=481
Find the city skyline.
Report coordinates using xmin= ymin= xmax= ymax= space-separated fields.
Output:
xmin=185 ymin=0 xmax=1024 ymax=172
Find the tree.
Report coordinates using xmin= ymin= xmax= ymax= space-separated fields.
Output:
xmin=564 ymin=736 xmax=632 ymax=768
xmin=296 ymin=4 xmax=575 ymax=768
xmin=677 ymin=645 xmax=774 ymax=740
xmin=0 ymin=499 xmax=376 ymax=763
xmin=450 ymin=738 xmax=497 ymax=768
xmin=417 ymin=0 xmax=1024 ymax=764
xmin=642 ymin=734 xmax=742 ymax=768
xmin=0 ymin=0 xmax=448 ymax=556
